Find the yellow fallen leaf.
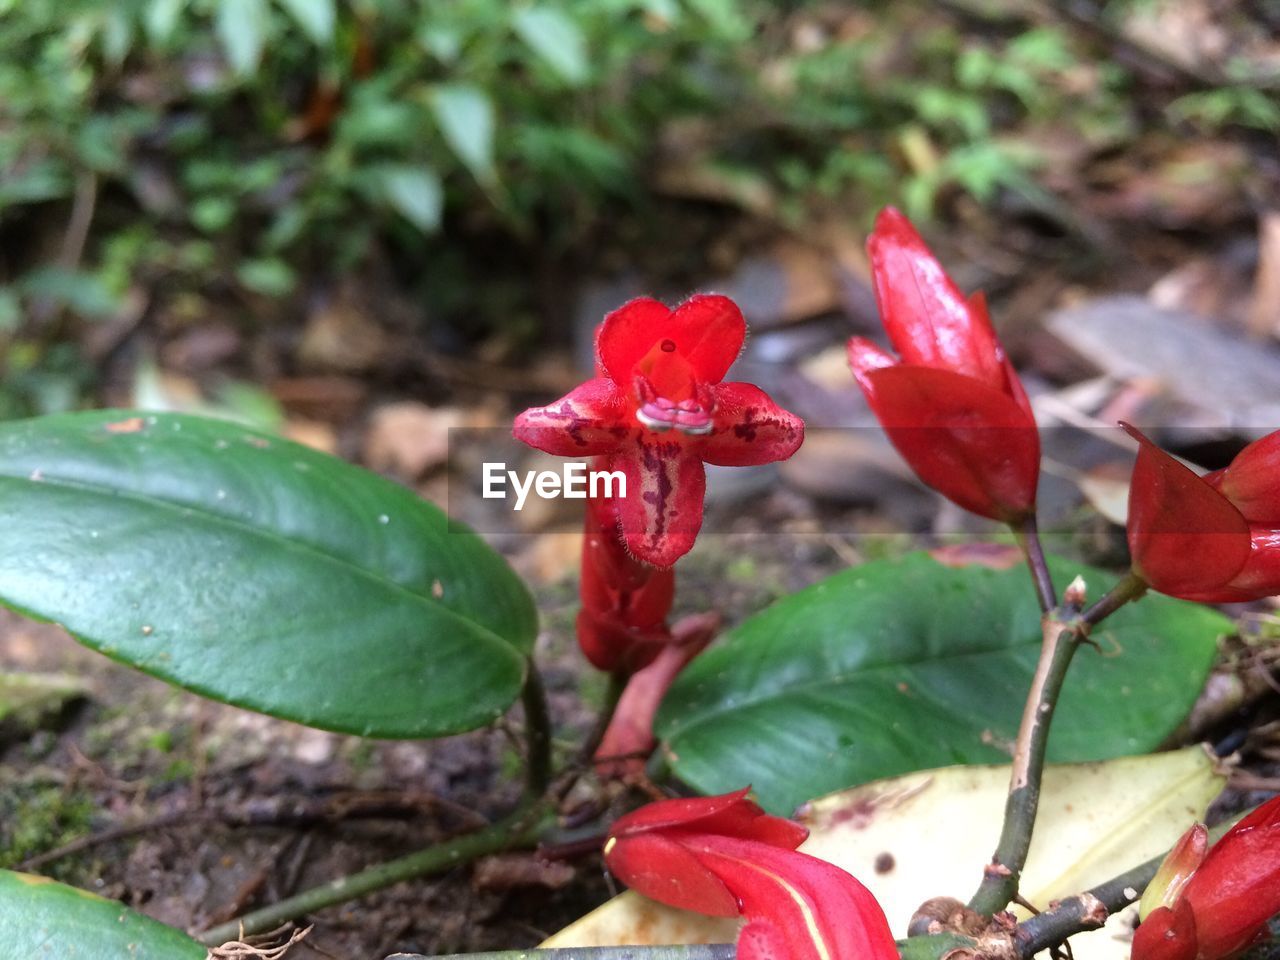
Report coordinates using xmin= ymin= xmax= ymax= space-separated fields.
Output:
xmin=543 ymin=748 xmax=1223 ymax=959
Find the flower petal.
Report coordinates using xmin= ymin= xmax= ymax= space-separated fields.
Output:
xmin=598 ymin=295 xmax=746 ymax=387
xmin=860 ymin=365 xmax=1040 ymax=521
xmin=1183 ymin=796 xmax=1280 ymax=960
xmin=613 ymin=442 xmax=706 ymax=567
xmin=608 ymin=787 xmax=756 ymax=836
xmin=701 ymin=382 xmax=805 ymax=467
xmin=1216 ymin=430 xmax=1280 ymax=523
xmin=604 ymin=831 xmax=739 ymax=917
xmin=692 ymin=837 xmax=899 ymax=960
xmin=868 ymin=207 xmax=1006 ymax=389
xmin=512 ymin=378 xmax=627 ymax=456
xmin=1123 ymin=425 xmax=1251 ymax=598
xmin=1133 ymin=903 xmax=1199 ymax=960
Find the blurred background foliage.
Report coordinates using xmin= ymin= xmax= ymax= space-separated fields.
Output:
xmin=1 ymin=0 xmax=1277 ymax=419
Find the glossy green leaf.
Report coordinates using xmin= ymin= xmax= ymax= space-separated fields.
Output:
xmin=381 ymin=164 xmax=444 ymax=232
xmin=217 ymin=0 xmax=269 ymax=74
xmin=0 ymin=411 xmax=537 ymax=738
xmin=512 ymin=7 xmax=589 ymax=84
xmin=275 ymin=0 xmax=334 ymax=45
xmin=0 ymin=871 xmax=204 ymax=959
xmin=657 ymin=552 xmax=1228 ymax=813
xmin=430 ymin=84 xmax=496 ymax=183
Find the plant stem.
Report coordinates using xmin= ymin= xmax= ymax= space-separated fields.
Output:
xmin=967 ymin=569 xmax=1146 ymax=917
xmin=967 ymin=616 xmax=1081 ymax=916
xmin=1014 ymin=851 xmax=1161 ymax=956
xmin=1015 ymin=514 xmax=1057 ymax=613
xmin=198 ymin=803 xmax=553 ymax=946
xmin=523 ymin=660 xmax=553 ymax=798
xmin=1081 ymin=572 xmax=1148 ymax=627
xmin=389 ymin=948 xmax=737 ymax=960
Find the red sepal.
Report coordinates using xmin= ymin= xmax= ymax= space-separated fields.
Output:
xmin=1215 ymin=431 xmax=1280 ymax=523
xmin=1182 ymin=796 xmax=1280 ymax=960
xmin=1123 ymin=424 xmax=1251 ymax=598
xmin=861 ymin=364 xmax=1040 ymax=521
xmin=1133 ymin=902 xmax=1199 ymax=960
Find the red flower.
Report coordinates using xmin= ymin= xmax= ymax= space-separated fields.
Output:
xmin=1124 ymin=425 xmax=1280 ymax=602
xmin=847 ymin=207 xmax=1039 ymax=523
xmin=1133 ymin=797 xmax=1280 ymax=960
xmin=515 ymin=295 xmax=804 ymax=567
xmin=604 ymin=789 xmax=898 ymax=960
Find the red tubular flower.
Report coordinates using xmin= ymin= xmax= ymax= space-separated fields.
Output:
xmin=576 ymin=486 xmax=676 ymax=672
xmin=1132 ymin=797 xmax=1280 ymax=960
xmin=604 ymin=789 xmax=898 ymax=960
xmin=847 ymin=207 xmax=1039 ymax=523
xmin=1124 ymin=425 xmax=1280 ymax=602
xmin=514 ymin=295 xmax=804 ymax=568
xmin=593 ymin=611 xmax=720 ymax=780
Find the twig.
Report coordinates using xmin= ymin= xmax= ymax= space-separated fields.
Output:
xmin=1014 ymin=811 xmax=1248 ymax=957
xmin=968 ymin=572 xmax=1148 ymax=915
xmin=197 ymin=802 xmax=554 ymax=945
xmin=18 ymin=789 xmax=489 ymax=871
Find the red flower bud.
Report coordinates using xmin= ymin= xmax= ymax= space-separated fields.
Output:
xmin=1124 ymin=425 xmax=1280 ymax=602
xmin=605 ymin=789 xmax=898 ymax=960
xmin=1133 ymin=797 xmax=1280 ymax=960
xmin=515 ymin=295 xmax=804 ymax=567
xmin=848 ymin=207 xmax=1039 ymax=523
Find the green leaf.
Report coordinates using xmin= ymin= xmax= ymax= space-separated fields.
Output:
xmin=657 ymin=552 xmax=1227 ymax=813
xmin=0 ymin=870 xmax=204 ymax=959
xmin=430 ymin=84 xmax=497 ymax=184
xmin=0 ymin=411 xmax=537 ymax=738
xmin=275 ymin=0 xmax=335 ymax=45
xmin=380 ymin=164 xmax=444 ymax=232
xmin=512 ymin=7 xmax=589 ymax=85
xmin=217 ymin=0 xmax=270 ymax=75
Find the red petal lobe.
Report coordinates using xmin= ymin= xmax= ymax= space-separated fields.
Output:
xmin=701 ymin=382 xmax=805 ymax=467
xmin=513 ymin=378 xmax=627 ymax=456
xmin=614 ymin=442 xmax=706 ymax=567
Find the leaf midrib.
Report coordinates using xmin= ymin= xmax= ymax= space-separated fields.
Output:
xmin=0 ymin=468 xmax=521 ymax=660
xmin=659 ymin=609 xmax=1195 ymax=744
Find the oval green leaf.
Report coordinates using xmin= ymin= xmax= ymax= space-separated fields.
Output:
xmin=657 ymin=552 xmax=1228 ymax=813
xmin=0 ymin=411 xmax=537 ymax=738
xmin=0 ymin=870 xmax=204 ymax=959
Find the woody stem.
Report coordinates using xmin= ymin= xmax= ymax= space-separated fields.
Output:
xmin=966 ymin=572 xmax=1148 ymax=917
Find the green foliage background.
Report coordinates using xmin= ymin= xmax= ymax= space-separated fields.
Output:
xmin=2 ymin=0 xmax=1274 ymax=416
